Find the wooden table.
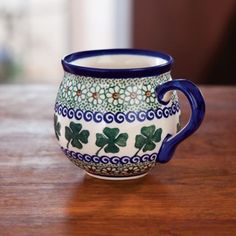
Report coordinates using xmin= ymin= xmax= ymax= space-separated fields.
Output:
xmin=0 ymin=85 xmax=235 ymax=236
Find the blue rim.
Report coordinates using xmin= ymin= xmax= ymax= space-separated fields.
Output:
xmin=61 ymin=48 xmax=173 ymax=78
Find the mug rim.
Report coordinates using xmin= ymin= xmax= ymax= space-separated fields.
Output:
xmin=61 ymin=48 xmax=173 ymax=78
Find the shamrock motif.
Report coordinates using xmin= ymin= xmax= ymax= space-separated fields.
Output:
xmin=134 ymin=125 xmax=162 ymax=156
xmin=177 ymin=123 xmax=181 ymax=132
xmin=54 ymin=114 xmax=61 ymax=140
xmin=65 ymin=122 xmax=90 ymax=149
xmin=95 ymin=127 xmax=128 ymax=155
xmin=177 ymin=115 xmax=181 ymax=132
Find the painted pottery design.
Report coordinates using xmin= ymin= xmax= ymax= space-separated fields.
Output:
xmin=54 ymin=49 xmax=205 ymax=180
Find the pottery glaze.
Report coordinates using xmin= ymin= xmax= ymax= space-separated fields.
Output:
xmin=54 ymin=49 xmax=205 ymax=180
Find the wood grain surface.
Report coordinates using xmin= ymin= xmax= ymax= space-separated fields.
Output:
xmin=0 ymin=85 xmax=236 ymax=236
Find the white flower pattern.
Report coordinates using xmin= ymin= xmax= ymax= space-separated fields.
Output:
xmin=142 ymin=84 xmax=156 ymax=103
xmin=87 ymin=85 xmax=105 ymax=105
xmin=107 ymin=86 xmax=125 ymax=105
xmin=72 ymin=83 xmax=87 ymax=102
xmin=58 ymin=72 xmax=174 ymax=112
xmin=62 ymin=80 xmax=74 ymax=99
xmin=125 ymin=85 xmax=143 ymax=105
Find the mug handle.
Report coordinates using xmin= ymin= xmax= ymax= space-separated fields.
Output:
xmin=155 ymin=79 xmax=205 ymax=163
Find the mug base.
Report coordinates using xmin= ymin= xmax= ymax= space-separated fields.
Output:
xmin=86 ymin=172 xmax=148 ymax=181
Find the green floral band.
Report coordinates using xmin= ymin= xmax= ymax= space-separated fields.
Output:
xmin=56 ymin=72 xmax=178 ymax=113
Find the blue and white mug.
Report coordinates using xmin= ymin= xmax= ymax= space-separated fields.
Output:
xmin=54 ymin=49 xmax=205 ymax=180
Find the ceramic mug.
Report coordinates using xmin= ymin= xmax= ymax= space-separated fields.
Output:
xmin=54 ymin=49 xmax=205 ymax=180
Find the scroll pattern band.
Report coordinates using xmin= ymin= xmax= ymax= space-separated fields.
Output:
xmin=55 ymin=101 xmax=180 ymax=123
xmin=61 ymin=147 xmax=157 ymax=164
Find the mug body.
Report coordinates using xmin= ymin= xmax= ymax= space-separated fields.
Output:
xmin=54 ymin=49 xmax=181 ymax=180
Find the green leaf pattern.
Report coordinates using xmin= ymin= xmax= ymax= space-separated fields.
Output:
xmin=95 ymin=127 xmax=128 ymax=155
xmin=54 ymin=114 xmax=61 ymax=140
xmin=61 ymin=122 xmax=165 ymax=156
xmin=65 ymin=122 xmax=90 ymax=149
xmin=134 ymin=125 xmax=162 ymax=156
xmin=177 ymin=115 xmax=181 ymax=132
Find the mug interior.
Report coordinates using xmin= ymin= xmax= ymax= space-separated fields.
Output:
xmin=70 ymin=54 xmax=168 ymax=69
xmin=62 ymin=49 xmax=173 ymax=78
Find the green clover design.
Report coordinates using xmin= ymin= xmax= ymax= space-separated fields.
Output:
xmin=54 ymin=114 xmax=61 ymax=140
xmin=65 ymin=122 xmax=90 ymax=149
xmin=95 ymin=127 xmax=128 ymax=155
xmin=177 ymin=115 xmax=181 ymax=132
xmin=134 ymin=125 xmax=162 ymax=156
xmin=177 ymin=123 xmax=181 ymax=132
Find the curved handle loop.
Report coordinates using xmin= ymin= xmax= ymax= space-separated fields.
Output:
xmin=155 ymin=79 xmax=205 ymax=163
